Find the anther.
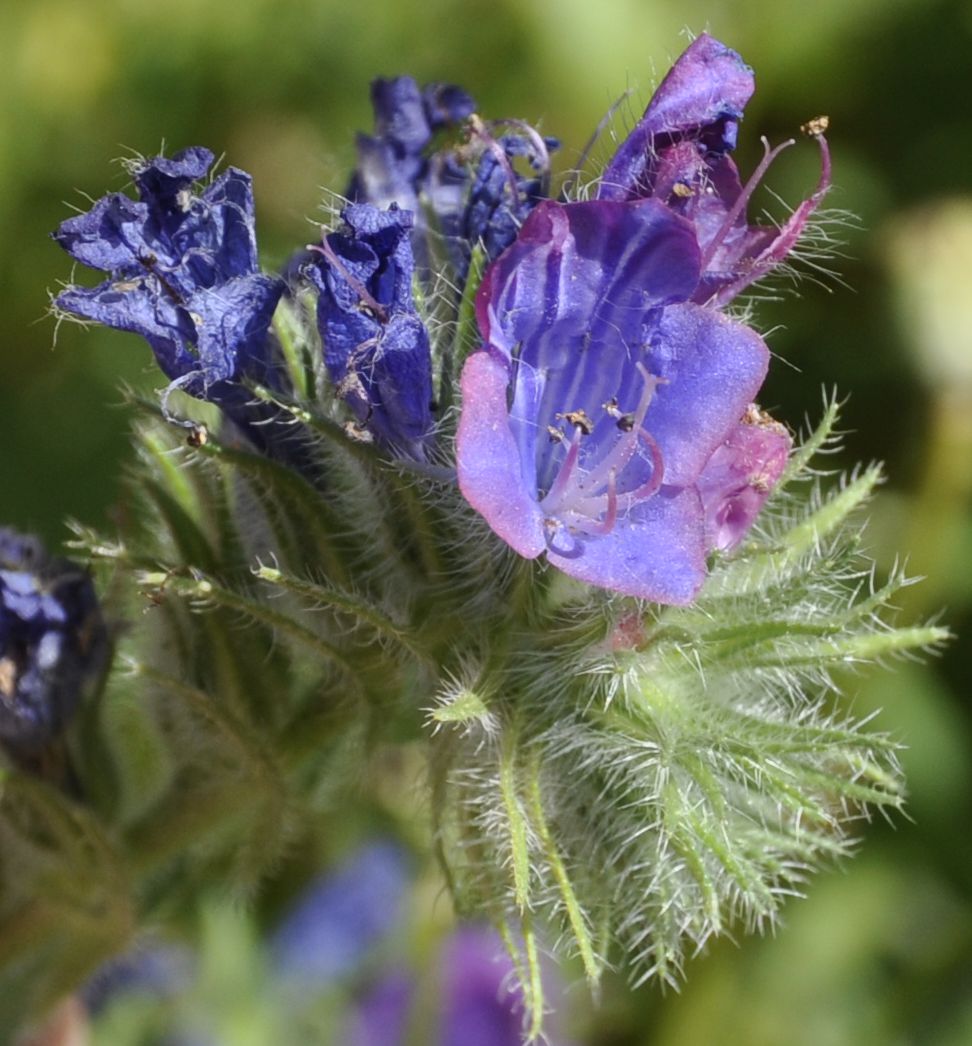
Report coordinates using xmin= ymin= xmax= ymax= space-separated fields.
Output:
xmin=555 ymin=409 xmax=594 ymax=435
xmin=801 ymin=115 xmax=829 ymax=138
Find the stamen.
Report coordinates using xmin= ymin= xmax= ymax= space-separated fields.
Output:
xmin=541 ymin=425 xmax=582 ymax=509
xmin=581 ymin=469 xmax=618 ymax=536
xmin=579 ymin=363 xmax=661 ymax=494
xmin=540 ymin=362 xmax=664 ymax=541
xmin=709 ymin=128 xmax=833 ymax=308
xmin=555 ymin=408 xmax=594 ymax=435
xmin=698 ymin=136 xmax=795 ymax=274
xmin=622 ymin=429 xmax=665 ymax=500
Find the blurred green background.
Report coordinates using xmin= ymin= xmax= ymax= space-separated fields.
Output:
xmin=2 ymin=0 xmax=971 ymax=1042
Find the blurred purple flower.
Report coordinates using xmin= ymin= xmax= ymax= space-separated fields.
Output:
xmin=348 ymin=926 xmax=571 ymax=1046
xmin=52 ymin=147 xmax=284 ymax=405
xmin=0 ymin=528 xmax=107 ymax=756
xmin=82 ymin=941 xmax=194 ymax=1017
xmin=598 ymin=32 xmax=831 ymax=306
xmin=438 ymin=927 xmax=529 ymax=1046
xmin=347 ymin=972 xmax=414 ymax=1046
xmin=271 ymin=839 xmax=410 ymax=987
xmin=306 ymin=204 xmax=435 ymax=455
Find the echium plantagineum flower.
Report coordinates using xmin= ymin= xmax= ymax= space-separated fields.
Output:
xmin=456 ymin=32 xmax=826 ymax=602
xmin=305 ymin=203 xmax=435 ymax=456
xmin=52 ymin=147 xmax=284 ymax=416
xmin=0 ymin=528 xmax=107 ymax=757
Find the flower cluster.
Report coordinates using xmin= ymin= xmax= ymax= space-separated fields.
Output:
xmin=27 ymin=33 xmax=944 ymax=1046
xmin=0 ymin=528 xmax=107 ymax=757
xmin=348 ymin=74 xmax=557 ymax=281
xmin=53 ymin=32 xmax=827 ymax=603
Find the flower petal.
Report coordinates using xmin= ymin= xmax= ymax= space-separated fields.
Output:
xmin=474 ymin=198 xmax=702 ymax=492
xmin=545 ymin=487 xmax=707 ymax=602
xmin=698 ymin=411 xmax=791 ymax=549
xmin=0 ymin=529 xmax=108 ymax=756
xmin=477 ymin=198 xmax=700 ymax=360
xmin=457 ymin=351 xmax=546 ymax=559
xmin=52 ymin=193 xmax=149 ymax=273
xmin=598 ymin=34 xmax=753 ymax=202
xmin=642 ymin=303 xmax=770 ymax=485
xmin=52 ymin=148 xmax=283 ymax=400
xmin=309 ymin=204 xmax=434 ymax=453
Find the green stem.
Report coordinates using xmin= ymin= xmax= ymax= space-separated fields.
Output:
xmin=498 ymin=725 xmax=532 ymax=913
xmin=525 ymin=752 xmax=601 ymax=985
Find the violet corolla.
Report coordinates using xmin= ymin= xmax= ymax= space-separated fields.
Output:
xmin=456 ymin=32 xmax=824 ymax=602
xmin=305 ymin=203 xmax=435 ymax=455
xmin=52 ymin=147 xmax=284 ymax=413
xmin=349 ymin=76 xmax=476 ymax=216
xmin=349 ymin=926 xmax=572 ymax=1046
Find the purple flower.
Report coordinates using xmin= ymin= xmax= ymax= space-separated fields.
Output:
xmin=457 ymin=197 xmax=778 ymax=602
xmin=0 ymin=529 xmax=108 ymax=756
xmin=598 ymin=32 xmax=831 ymax=306
xmin=348 ymin=926 xmax=572 ymax=1046
xmin=82 ymin=942 xmax=194 ymax=1016
xmin=444 ymin=125 xmax=558 ymax=280
xmin=454 ymin=35 xmax=817 ymax=602
xmin=306 ymin=203 xmax=434 ymax=455
xmin=52 ymin=147 xmax=284 ymax=404
xmin=271 ymin=840 xmax=410 ymax=987
xmin=437 ymin=928 xmax=529 ymax=1046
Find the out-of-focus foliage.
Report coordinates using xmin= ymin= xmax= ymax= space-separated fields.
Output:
xmin=3 ymin=1 xmax=971 ymax=1043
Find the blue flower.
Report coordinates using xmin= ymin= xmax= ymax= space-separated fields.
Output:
xmin=0 ymin=529 xmax=107 ymax=756
xmin=598 ymin=32 xmax=831 ymax=306
xmin=456 ymin=197 xmax=776 ymax=603
xmin=441 ymin=125 xmax=558 ymax=281
xmin=271 ymin=840 xmax=410 ymax=988
xmin=52 ymin=147 xmax=284 ymax=404
xmin=82 ymin=941 xmax=194 ymax=1017
xmin=306 ymin=203 xmax=434 ymax=455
